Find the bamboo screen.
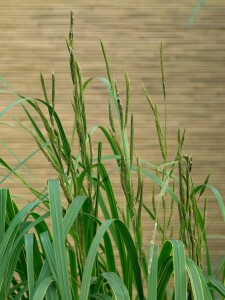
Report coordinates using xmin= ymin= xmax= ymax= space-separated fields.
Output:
xmin=0 ymin=0 xmax=224 ymax=270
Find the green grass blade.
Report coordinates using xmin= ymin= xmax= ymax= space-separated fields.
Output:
xmin=0 ymin=75 xmax=19 ymax=97
xmin=157 ymin=257 xmax=173 ymax=299
xmin=99 ymin=41 xmax=113 ymax=89
xmin=10 ymin=212 xmax=49 ymax=257
xmin=192 ymin=184 xmax=225 ymax=221
xmin=82 ymin=77 xmax=94 ymax=92
xmin=35 ymin=259 xmax=51 ymax=289
xmin=46 ymin=283 xmax=59 ymax=300
xmin=0 ymin=199 xmax=41 ymax=264
xmin=99 ymin=74 xmax=134 ymax=216
xmin=91 ymin=293 xmax=112 ymax=300
xmin=197 ymin=269 xmax=214 ymax=300
xmin=202 ymin=229 xmax=212 ymax=277
xmin=171 ymin=240 xmax=187 ymax=300
xmin=98 ymin=78 xmax=121 ymax=129
xmin=80 ymin=219 xmax=144 ymax=300
xmin=186 ymin=257 xmax=205 ymax=300
xmin=98 ymin=163 xmax=119 ymax=219
xmin=207 ymin=184 xmax=225 ymax=222
xmin=63 ymin=195 xmax=88 ymax=237
xmin=48 ymin=179 xmax=72 ymax=300
xmin=0 ymin=97 xmax=31 ymax=118
xmin=95 ymin=164 xmax=127 ymax=279
xmin=40 ymin=232 xmax=57 ymax=281
xmin=2 ymin=239 xmax=24 ymax=299
xmin=1 ymin=140 xmax=43 ymax=187
xmin=68 ymin=246 xmax=78 ymax=300
xmin=79 ymin=219 xmax=114 ymax=300
xmin=81 ymin=213 xmax=117 ymax=274
xmin=158 ymin=240 xmax=187 ymax=299
xmin=143 ymin=203 xmax=163 ymax=234
xmin=0 ymin=188 xmax=7 ymax=242
xmin=92 ymin=178 xmax=111 ymax=220
xmin=147 ymin=245 xmax=158 ymax=300
xmin=32 ymin=276 xmax=54 ymax=300
xmin=8 ymin=281 xmax=27 ymax=296
xmin=0 ymin=196 xmax=47 ymax=292
xmin=100 ymin=272 xmax=130 ymax=300
xmin=0 ymin=211 xmax=49 ymax=295
xmin=132 ymin=166 xmax=179 ymax=204
xmin=215 ymin=257 xmax=225 ymax=280
xmin=92 ymin=178 xmax=126 ymax=278
xmin=13 ymin=285 xmax=28 ymax=300
xmin=0 ymin=157 xmax=43 ymax=198
xmin=79 ymin=220 xmax=113 ymax=300
xmin=32 ymin=233 xmax=44 ymax=277
xmin=25 ymin=233 xmax=35 ymax=298
xmin=0 ymin=145 xmax=46 ymax=184
xmin=22 ymin=104 xmax=47 ymax=143
xmin=113 ymin=220 xmax=144 ymax=299
xmin=208 ymin=277 xmax=225 ymax=298
xmin=98 ymin=126 xmax=121 ymax=165
xmin=34 ymin=260 xmax=59 ymax=300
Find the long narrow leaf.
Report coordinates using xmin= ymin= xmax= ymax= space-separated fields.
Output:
xmin=147 ymin=245 xmax=158 ymax=300
xmin=132 ymin=166 xmax=179 ymax=204
xmin=80 ymin=219 xmax=144 ymax=300
xmin=158 ymin=240 xmax=187 ymax=299
xmin=91 ymin=293 xmax=112 ymax=300
xmin=25 ymin=233 xmax=35 ymax=298
xmin=40 ymin=232 xmax=57 ymax=283
xmin=0 ymin=145 xmax=47 ymax=184
xmin=207 ymin=184 xmax=225 ymax=222
xmin=100 ymin=272 xmax=130 ymax=300
xmin=0 ymin=199 xmax=41 ymax=264
xmin=0 ymin=188 xmax=7 ymax=242
xmin=2 ymin=239 xmax=24 ymax=299
xmin=186 ymin=257 xmax=205 ymax=300
xmin=32 ymin=277 xmax=54 ymax=300
xmin=63 ymin=195 xmax=88 ymax=237
xmin=171 ymin=240 xmax=187 ymax=300
xmin=208 ymin=277 xmax=225 ymax=298
xmin=0 ymin=98 xmax=31 ymax=118
xmin=192 ymin=184 xmax=225 ymax=222
xmin=13 ymin=285 xmax=28 ymax=300
xmin=48 ymin=179 xmax=72 ymax=300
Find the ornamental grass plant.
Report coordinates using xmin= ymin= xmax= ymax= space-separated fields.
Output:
xmin=0 ymin=12 xmax=224 ymax=300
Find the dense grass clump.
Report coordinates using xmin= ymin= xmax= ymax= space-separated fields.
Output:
xmin=0 ymin=12 xmax=224 ymax=300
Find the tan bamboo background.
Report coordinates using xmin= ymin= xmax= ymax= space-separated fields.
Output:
xmin=0 ymin=0 xmax=224 ymax=272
